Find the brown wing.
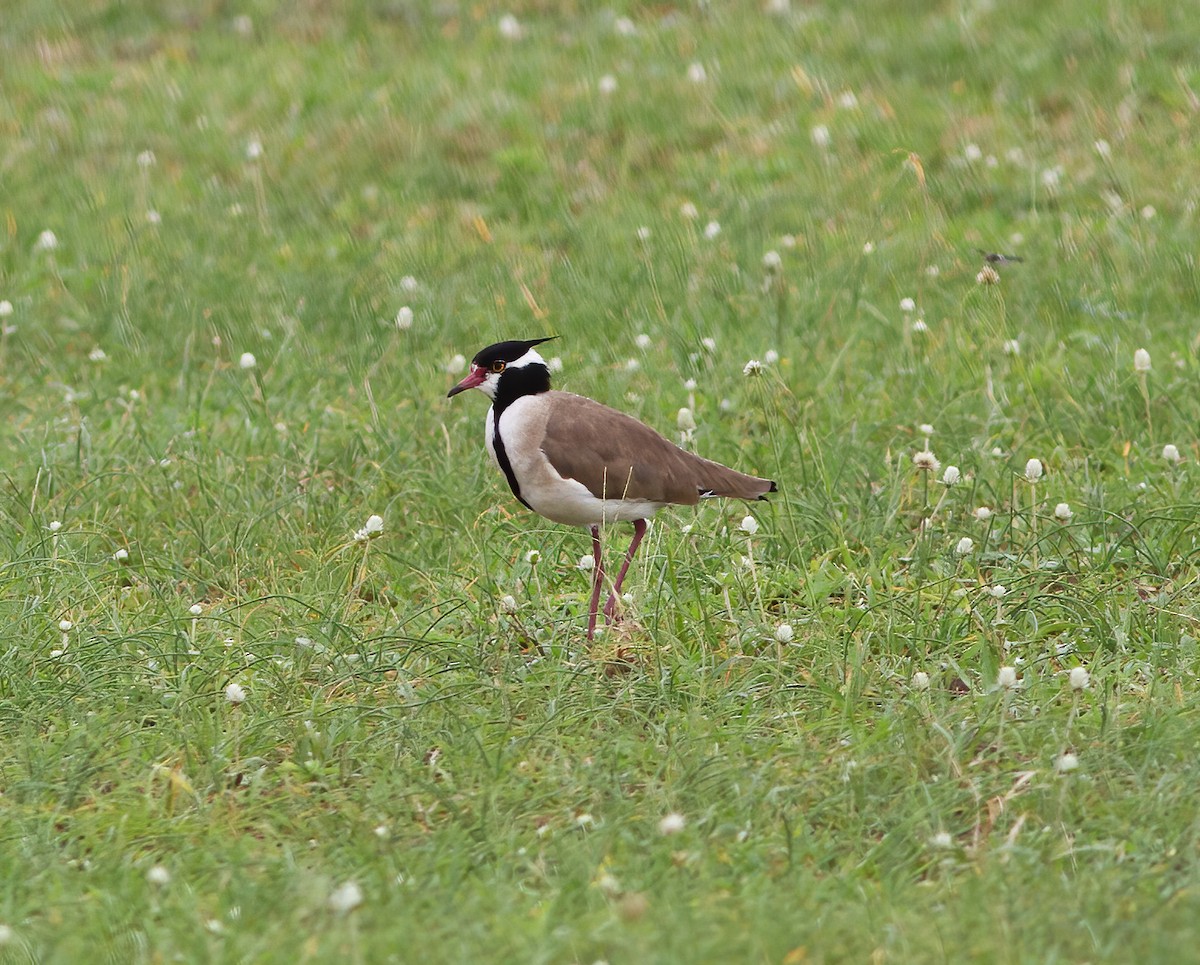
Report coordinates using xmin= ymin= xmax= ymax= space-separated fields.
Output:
xmin=539 ymin=392 xmax=775 ymax=505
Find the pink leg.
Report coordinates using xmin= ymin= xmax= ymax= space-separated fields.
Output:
xmin=603 ymin=519 xmax=647 ymax=622
xmin=586 ymin=524 xmax=605 ymax=641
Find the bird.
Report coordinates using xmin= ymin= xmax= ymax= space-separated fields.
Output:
xmin=976 ymin=248 xmax=1024 ymax=265
xmin=447 ymin=337 xmax=776 ymax=641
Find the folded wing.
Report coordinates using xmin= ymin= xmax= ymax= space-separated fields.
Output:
xmin=539 ymin=392 xmax=775 ymax=505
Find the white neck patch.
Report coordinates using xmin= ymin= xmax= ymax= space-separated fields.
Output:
xmin=508 ymin=348 xmax=547 ymax=370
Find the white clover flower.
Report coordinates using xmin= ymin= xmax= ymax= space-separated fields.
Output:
xmin=238 ymin=352 xmax=257 ymax=370
xmin=918 ymin=423 xmax=934 ymax=437
xmin=911 ymin=318 xmax=928 ymax=334
xmin=598 ymin=74 xmax=618 ymax=95
xmin=900 ymin=297 xmax=916 ymax=313
xmin=925 ymin=264 xmax=940 ymax=278
xmin=0 ymin=924 xmax=14 ymax=944
xmin=328 ymin=881 xmax=364 ymax=913
xmin=703 ymin=220 xmax=722 ymax=240
xmin=1054 ymin=502 xmax=1073 ymax=521
xmin=1041 ymin=166 xmax=1062 ymax=190
xmin=189 ymin=603 xmax=203 ymax=617
xmin=137 ymin=149 xmax=156 ymax=168
xmin=930 ymin=831 xmax=954 ymax=849
xmin=624 ymin=358 xmax=640 ymax=372
xmin=1162 ymin=444 xmax=1181 ymax=463
xmin=88 ymin=346 xmax=107 ymax=362
xmin=395 ymin=306 xmax=414 ymax=330
xmin=49 ymin=520 xmax=63 ymax=532
xmin=1003 ymin=339 xmax=1021 ymax=356
xmin=742 ymin=359 xmax=762 ymax=377
xmin=774 ymin=624 xmax=794 ymax=643
xmin=683 ymin=378 xmax=697 ymax=391
xmin=955 ymin=536 xmax=974 ymax=556
xmin=353 ymin=514 xmax=384 ymax=542
xmin=634 ymin=333 xmax=652 ymax=350
xmin=912 ymin=451 xmax=940 ymax=473
xmin=445 ymin=353 xmax=467 ymax=374
xmin=837 ymin=90 xmax=858 ymax=109
xmin=781 ymin=234 xmax=796 ymax=248
xmin=676 ymin=408 xmax=696 ymax=432
xmin=497 ymin=13 xmax=522 ymax=39
xmin=686 ymin=62 xmax=707 ymax=84
xmin=399 ymin=275 xmax=419 ymax=292
xmin=245 ymin=139 xmax=263 ymax=161
xmin=862 ymin=241 xmax=875 ymax=254
xmin=1094 ymin=139 xmax=1111 ymax=158
xmin=1133 ymin=348 xmax=1151 ymax=372
xmin=224 ymin=682 xmax=247 ymax=704
xmin=964 ymin=143 xmax=983 ymax=162
xmin=635 ymin=226 xmax=651 ymax=241
xmin=58 ymin=619 xmax=73 ymax=632
xmin=701 ymin=337 xmax=717 ymax=352
xmin=1022 ymin=458 xmax=1044 ymax=483
xmin=35 ymin=230 xmax=59 ymax=252
xmin=1141 ymin=205 xmax=1156 ymax=220
xmin=679 ymin=201 xmax=699 ymax=220
xmin=499 ymin=594 xmax=518 ymax=613
xmin=113 ymin=548 xmax=129 ymax=562
xmin=548 ymin=357 xmax=563 ymax=373
xmin=1056 ymin=752 xmax=1079 ymax=774
xmin=0 ymin=300 xmax=11 ymax=317
xmin=762 ymin=250 xmax=782 ymax=271
xmin=1069 ymin=666 xmax=1089 ymax=691
xmin=614 ymin=15 xmax=636 ymax=35
xmin=146 ymin=865 xmax=171 ymax=886
xmin=739 ymin=515 xmax=759 ymax=536
xmin=977 ymin=265 xmax=1000 ymax=285
xmin=988 ymin=584 xmax=1007 ymax=598
xmin=658 ymin=813 xmax=686 ymax=835
xmin=597 ymin=871 xmax=621 ymax=896
xmin=810 ymin=124 xmax=831 ymax=149
xmin=941 ymin=465 xmax=961 ymax=485
xmin=146 ymin=209 xmax=162 ymax=225
xmin=997 ymin=666 xmax=1018 ymax=689
xmin=577 ymin=555 xmax=595 ymax=572
xmin=764 ymin=349 xmax=779 ymax=364
xmin=524 ymin=549 xmax=541 ymax=565
xmin=911 ymin=671 xmax=931 ymax=690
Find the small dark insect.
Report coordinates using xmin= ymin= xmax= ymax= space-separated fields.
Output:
xmin=977 ymin=248 xmax=1024 ymax=265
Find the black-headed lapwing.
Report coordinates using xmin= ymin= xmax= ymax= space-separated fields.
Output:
xmin=447 ymin=337 xmax=776 ymax=641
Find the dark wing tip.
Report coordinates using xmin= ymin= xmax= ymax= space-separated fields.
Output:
xmin=758 ymin=481 xmax=778 ymax=500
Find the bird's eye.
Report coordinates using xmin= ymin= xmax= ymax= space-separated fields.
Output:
xmin=490 ymin=360 xmax=506 ymax=373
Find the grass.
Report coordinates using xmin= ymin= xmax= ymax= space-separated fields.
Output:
xmin=2 ymin=0 xmax=1200 ymax=961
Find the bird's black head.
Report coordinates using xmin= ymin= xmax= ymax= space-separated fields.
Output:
xmin=446 ymin=337 xmax=558 ymax=408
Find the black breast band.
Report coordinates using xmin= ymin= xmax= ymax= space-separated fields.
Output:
xmin=492 ymin=408 xmax=533 ymax=510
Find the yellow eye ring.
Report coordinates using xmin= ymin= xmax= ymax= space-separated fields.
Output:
xmin=491 ymin=360 xmax=506 ymax=373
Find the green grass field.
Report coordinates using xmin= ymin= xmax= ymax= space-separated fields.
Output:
xmin=3 ymin=1 xmax=1200 ymax=961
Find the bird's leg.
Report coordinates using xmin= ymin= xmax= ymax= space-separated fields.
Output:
xmin=586 ymin=524 xmax=605 ymax=641
xmin=604 ymin=519 xmax=647 ymax=622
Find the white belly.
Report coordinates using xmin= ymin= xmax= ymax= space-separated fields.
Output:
xmin=488 ymin=398 xmax=666 ymax=527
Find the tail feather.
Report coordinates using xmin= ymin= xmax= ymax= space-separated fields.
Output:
xmin=695 ymin=457 xmax=776 ymax=502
